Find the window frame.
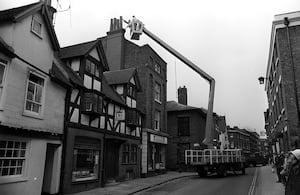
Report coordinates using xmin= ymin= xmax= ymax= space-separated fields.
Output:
xmin=177 ymin=116 xmax=190 ymax=136
xmin=122 ymin=144 xmax=130 ymax=164
xmin=0 ymin=137 xmax=29 ymax=184
xmin=72 ymin=137 xmax=101 ymax=182
xmin=0 ymin=58 xmax=8 ymax=110
xmin=23 ymin=71 xmax=46 ymax=119
xmin=154 ymin=82 xmax=161 ymax=103
xmin=31 ymin=16 xmax=43 ymax=38
xmin=154 ymin=110 xmax=160 ymax=131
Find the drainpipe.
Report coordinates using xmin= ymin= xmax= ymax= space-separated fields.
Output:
xmin=59 ymin=86 xmax=72 ymax=194
xmin=284 ymin=17 xmax=300 ymax=149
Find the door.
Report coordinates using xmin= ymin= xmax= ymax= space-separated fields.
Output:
xmin=42 ymin=143 xmax=61 ymax=195
xmin=105 ymin=140 xmax=120 ymax=180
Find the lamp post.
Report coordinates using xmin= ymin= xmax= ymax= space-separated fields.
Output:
xmin=258 ymin=76 xmax=267 ymax=85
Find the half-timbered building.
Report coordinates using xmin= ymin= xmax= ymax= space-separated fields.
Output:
xmin=59 ymin=39 xmax=142 ymax=193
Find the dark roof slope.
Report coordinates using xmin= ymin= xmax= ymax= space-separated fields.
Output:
xmin=167 ymin=101 xmax=206 ymax=114
xmin=102 ymin=77 xmax=126 ymax=106
xmin=0 ymin=2 xmax=40 ymax=21
xmin=0 ymin=37 xmax=15 ymax=58
xmin=103 ymin=68 xmax=136 ymax=85
xmin=59 ymin=40 xmax=98 ymax=59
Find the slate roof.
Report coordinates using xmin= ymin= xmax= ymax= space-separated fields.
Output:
xmin=0 ymin=2 xmax=40 ymax=21
xmin=59 ymin=40 xmax=98 ymax=59
xmin=166 ymin=101 xmax=207 ymax=115
xmin=103 ymin=68 xmax=136 ymax=85
xmin=102 ymin=77 xmax=126 ymax=106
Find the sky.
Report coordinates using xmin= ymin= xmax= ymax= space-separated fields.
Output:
xmin=2 ymin=0 xmax=300 ymax=135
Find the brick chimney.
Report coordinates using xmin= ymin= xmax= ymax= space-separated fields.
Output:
xmin=178 ymin=86 xmax=187 ymax=105
xmin=102 ymin=16 xmax=125 ymax=71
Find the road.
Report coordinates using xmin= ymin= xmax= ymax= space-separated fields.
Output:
xmin=135 ymin=167 xmax=257 ymax=195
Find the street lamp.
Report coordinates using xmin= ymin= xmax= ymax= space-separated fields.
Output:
xmin=258 ymin=76 xmax=266 ymax=85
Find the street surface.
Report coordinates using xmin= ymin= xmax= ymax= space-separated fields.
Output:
xmin=136 ymin=167 xmax=257 ymax=195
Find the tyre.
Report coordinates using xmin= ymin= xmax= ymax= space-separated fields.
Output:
xmin=242 ymin=167 xmax=245 ymax=175
xmin=197 ymin=167 xmax=207 ymax=177
xmin=217 ymin=165 xmax=227 ymax=177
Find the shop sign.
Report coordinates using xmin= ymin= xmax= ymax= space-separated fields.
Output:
xmin=150 ymin=134 xmax=167 ymax=144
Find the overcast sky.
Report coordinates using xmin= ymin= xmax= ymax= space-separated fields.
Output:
xmin=2 ymin=0 xmax=300 ymax=135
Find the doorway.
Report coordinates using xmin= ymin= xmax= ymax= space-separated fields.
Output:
xmin=105 ymin=140 xmax=121 ymax=181
xmin=42 ymin=143 xmax=61 ymax=195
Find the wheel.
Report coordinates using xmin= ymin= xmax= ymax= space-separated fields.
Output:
xmin=242 ymin=167 xmax=245 ymax=175
xmin=217 ymin=165 xmax=227 ymax=177
xmin=197 ymin=167 xmax=207 ymax=177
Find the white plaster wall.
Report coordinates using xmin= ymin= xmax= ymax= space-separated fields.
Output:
xmin=0 ymin=13 xmax=66 ymax=134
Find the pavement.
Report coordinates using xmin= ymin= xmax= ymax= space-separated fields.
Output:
xmin=254 ymin=165 xmax=285 ymax=195
xmin=69 ymin=166 xmax=285 ymax=195
xmin=69 ymin=172 xmax=197 ymax=195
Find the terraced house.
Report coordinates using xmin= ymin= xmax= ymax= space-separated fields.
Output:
xmin=59 ymin=39 xmax=142 ymax=194
xmin=0 ymin=1 xmax=79 ymax=195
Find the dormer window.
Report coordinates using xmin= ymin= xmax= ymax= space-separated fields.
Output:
xmin=31 ymin=17 xmax=42 ymax=38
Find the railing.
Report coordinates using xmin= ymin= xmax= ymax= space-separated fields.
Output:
xmin=185 ymin=149 xmax=243 ymax=165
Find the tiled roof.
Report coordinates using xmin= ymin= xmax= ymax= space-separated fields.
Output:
xmin=102 ymin=77 xmax=126 ymax=106
xmin=103 ymin=68 xmax=136 ymax=85
xmin=0 ymin=2 xmax=40 ymax=21
xmin=59 ymin=40 xmax=98 ymax=59
xmin=166 ymin=101 xmax=207 ymax=114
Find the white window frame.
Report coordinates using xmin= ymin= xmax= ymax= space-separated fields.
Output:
xmin=154 ymin=110 xmax=160 ymax=131
xmin=31 ymin=16 xmax=42 ymax=38
xmin=154 ymin=82 xmax=161 ymax=103
xmin=0 ymin=136 xmax=29 ymax=184
xmin=23 ymin=71 xmax=46 ymax=119
xmin=0 ymin=58 xmax=8 ymax=110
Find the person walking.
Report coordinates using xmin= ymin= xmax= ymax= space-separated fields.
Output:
xmin=285 ymin=149 xmax=300 ymax=195
xmin=275 ymin=153 xmax=284 ymax=182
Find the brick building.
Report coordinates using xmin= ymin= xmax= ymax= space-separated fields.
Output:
xmin=101 ymin=18 xmax=168 ymax=177
xmin=263 ymin=11 xmax=300 ymax=154
xmin=166 ymin=86 xmax=225 ymax=170
xmin=227 ymin=126 xmax=250 ymax=153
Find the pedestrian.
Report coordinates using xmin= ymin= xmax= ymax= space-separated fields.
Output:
xmin=285 ymin=149 xmax=300 ymax=195
xmin=280 ymin=153 xmax=289 ymax=185
xmin=275 ymin=153 xmax=284 ymax=182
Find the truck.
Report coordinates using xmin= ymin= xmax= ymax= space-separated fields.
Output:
xmin=185 ymin=149 xmax=246 ymax=177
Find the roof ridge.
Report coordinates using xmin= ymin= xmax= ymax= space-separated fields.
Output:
xmin=60 ymin=39 xmax=98 ymax=49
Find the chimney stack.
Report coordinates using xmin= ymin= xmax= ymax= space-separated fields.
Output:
xmin=178 ymin=86 xmax=187 ymax=105
xmin=109 ymin=16 xmax=124 ymax=33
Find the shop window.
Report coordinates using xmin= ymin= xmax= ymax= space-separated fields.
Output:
xmin=178 ymin=117 xmax=190 ymax=136
xmin=72 ymin=137 xmax=101 ymax=182
xmin=0 ymin=140 xmax=27 ymax=177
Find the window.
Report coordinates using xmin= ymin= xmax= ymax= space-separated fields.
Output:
xmin=122 ymin=144 xmax=130 ymax=164
xmin=177 ymin=143 xmax=190 ymax=164
xmin=130 ymin=144 xmax=138 ymax=164
xmin=0 ymin=59 xmax=7 ymax=104
xmin=25 ymin=72 xmax=45 ymax=115
xmin=178 ymin=117 xmax=190 ymax=136
xmin=127 ymin=85 xmax=136 ymax=99
xmin=154 ymin=63 xmax=161 ymax=74
xmin=31 ymin=17 xmax=42 ymax=37
xmin=82 ymin=92 xmax=103 ymax=114
xmin=85 ymin=59 xmax=101 ymax=78
xmin=72 ymin=137 xmax=100 ymax=182
xmin=154 ymin=110 xmax=160 ymax=131
xmin=154 ymin=82 xmax=161 ymax=102
xmin=0 ymin=140 xmax=27 ymax=177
